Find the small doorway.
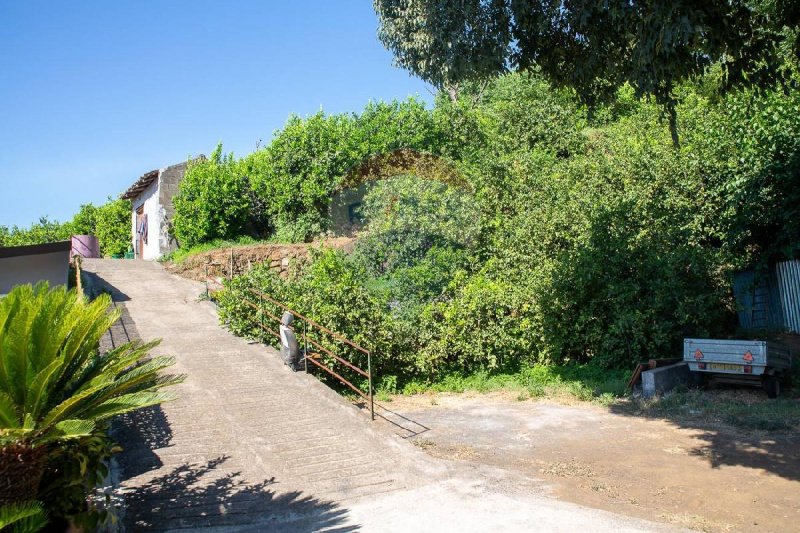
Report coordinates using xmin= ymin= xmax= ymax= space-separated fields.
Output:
xmin=135 ymin=206 xmax=145 ymax=259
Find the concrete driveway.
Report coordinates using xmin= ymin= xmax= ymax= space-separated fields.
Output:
xmin=83 ymin=259 xmax=678 ymax=532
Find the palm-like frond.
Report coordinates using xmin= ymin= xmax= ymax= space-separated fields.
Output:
xmin=0 ymin=283 xmax=184 ymax=447
xmin=0 ymin=500 xmax=47 ymax=532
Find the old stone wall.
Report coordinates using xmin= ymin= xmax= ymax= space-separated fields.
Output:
xmin=164 ymin=238 xmax=354 ymax=281
xmin=157 ymin=161 xmax=188 ymax=257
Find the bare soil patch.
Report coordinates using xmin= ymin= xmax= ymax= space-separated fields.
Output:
xmin=383 ymin=392 xmax=800 ymax=532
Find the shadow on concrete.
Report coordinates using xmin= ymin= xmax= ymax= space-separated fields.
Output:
xmin=113 ymin=405 xmax=173 ymax=479
xmin=124 ymin=456 xmax=356 ymax=532
xmin=82 ymin=269 xmax=131 ymax=301
xmin=365 ymin=402 xmax=431 ymax=439
xmin=608 ymin=395 xmax=800 ymax=483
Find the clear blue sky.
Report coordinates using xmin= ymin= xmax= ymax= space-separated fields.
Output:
xmin=0 ymin=1 xmax=432 ymax=228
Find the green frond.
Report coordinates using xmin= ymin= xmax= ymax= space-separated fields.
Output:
xmin=0 ymin=284 xmax=179 ymax=448
xmin=36 ymin=419 xmax=95 ymax=443
xmin=23 ymin=359 xmax=64 ymax=420
xmin=0 ymin=500 xmax=47 ymax=532
xmin=80 ymin=391 xmax=178 ymax=422
xmin=0 ymin=391 xmax=21 ymax=428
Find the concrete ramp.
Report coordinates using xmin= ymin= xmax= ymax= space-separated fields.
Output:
xmin=83 ymin=259 xmax=678 ymax=532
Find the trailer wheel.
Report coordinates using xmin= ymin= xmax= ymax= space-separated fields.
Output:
xmin=763 ymin=374 xmax=780 ymax=399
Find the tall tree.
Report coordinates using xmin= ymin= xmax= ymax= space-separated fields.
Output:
xmin=375 ymin=0 xmax=799 ymax=145
xmin=376 ymin=0 xmax=511 ymax=101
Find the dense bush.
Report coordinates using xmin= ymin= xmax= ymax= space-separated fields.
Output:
xmin=93 ymin=198 xmax=131 ymax=256
xmin=0 ymin=217 xmax=73 ymax=247
xmin=0 ymin=198 xmax=130 ymax=257
xmin=172 ymin=145 xmax=256 ymax=248
xmin=210 ymin=69 xmax=800 ymax=377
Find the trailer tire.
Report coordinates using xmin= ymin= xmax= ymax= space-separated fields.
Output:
xmin=763 ymin=374 xmax=780 ymax=399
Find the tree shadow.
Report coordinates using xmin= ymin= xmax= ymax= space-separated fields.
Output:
xmin=608 ymin=391 xmax=800 ymax=483
xmin=113 ymin=406 xmax=173 ymax=479
xmin=123 ymin=456 xmax=355 ymax=532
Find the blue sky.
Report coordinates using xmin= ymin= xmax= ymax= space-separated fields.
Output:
xmin=0 ymin=1 xmax=432 ymax=227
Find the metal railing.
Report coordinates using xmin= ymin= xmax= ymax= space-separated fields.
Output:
xmin=203 ymin=273 xmax=374 ymax=420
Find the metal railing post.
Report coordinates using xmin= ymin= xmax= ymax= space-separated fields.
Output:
xmin=204 ymin=263 xmax=209 ymax=299
xmin=304 ymin=322 xmax=309 ymax=373
xmin=368 ymin=351 xmax=374 ymax=421
xmin=260 ymin=292 xmax=264 ymax=344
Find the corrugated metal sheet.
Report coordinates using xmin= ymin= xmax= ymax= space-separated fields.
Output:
xmin=775 ymin=260 xmax=800 ymax=333
xmin=733 ymin=270 xmax=784 ymax=330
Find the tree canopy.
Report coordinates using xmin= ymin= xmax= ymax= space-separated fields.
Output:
xmin=375 ymin=0 xmax=800 ymax=144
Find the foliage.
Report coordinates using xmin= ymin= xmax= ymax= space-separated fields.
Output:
xmin=70 ymin=204 xmax=97 ymax=237
xmin=0 ymin=283 xmax=182 ymax=529
xmin=375 ymin=0 xmax=511 ymax=100
xmin=93 ymin=198 xmax=131 ymax=256
xmin=243 ymin=99 xmax=444 ymax=242
xmin=375 ymin=0 xmax=799 ymax=142
xmin=246 ymin=112 xmax=359 ymax=242
xmin=202 ymin=70 xmax=800 ymax=381
xmin=0 ymin=283 xmax=182 ymax=448
xmin=217 ymin=249 xmax=408 ymax=380
xmin=0 ymin=198 xmax=130 ymax=257
xmin=37 ymin=425 xmax=119 ymax=529
xmin=172 ymin=145 xmax=257 ymax=248
xmin=0 ymin=217 xmax=72 ymax=248
xmin=0 ymin=501 xmax=46 ymax=533
xmin=352 ymin=176 xmax=479 ymax=278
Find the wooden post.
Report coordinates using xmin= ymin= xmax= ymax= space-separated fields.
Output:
xmin=75 ymin=256 xmax=83 ymax=296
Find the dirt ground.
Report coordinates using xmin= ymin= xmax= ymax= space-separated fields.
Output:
xmin=378 ymin=392 xmax=800 ymax=532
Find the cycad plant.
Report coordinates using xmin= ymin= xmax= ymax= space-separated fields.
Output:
xmin=0 ymin=501 xmax=47 ymax=533
xmin=0 ymin=283 xmax=183 ymax=505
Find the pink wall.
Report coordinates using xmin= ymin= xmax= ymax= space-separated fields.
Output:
xmin=71 ymin=235 xmax=100 ymax=258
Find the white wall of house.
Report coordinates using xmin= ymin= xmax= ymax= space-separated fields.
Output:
xmin=0 ymin=251 xmax=70 ymax=295
xmin=130 ymin=179 xmax=163 ymax=260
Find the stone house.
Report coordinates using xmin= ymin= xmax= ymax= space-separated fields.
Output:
xmin=121 ymin=161 xmax=190 ymax=260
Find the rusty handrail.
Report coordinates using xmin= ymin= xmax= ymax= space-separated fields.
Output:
xmin=248 ymin=288 xmax=370 ymax=355
xmin=305 ymin=355 xmax=370 ymax=401
xmin=244 ymin=286 xmax=374 ymax=421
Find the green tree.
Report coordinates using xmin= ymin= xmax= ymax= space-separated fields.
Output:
xmin=375 ymin=0 xmax=799 ymax=145
xmin=172 ymin=145 xmax=255 ymax=248
xmin=375 ymin=0 xmax=511 ymax=101
xmin=93 ymin=198 xmax=131 ymax=256
xmin=70 ymin=204 xmax=97 ymax=236
xmin=0 ymin=218 xmax=72 ymax=248
xmin=247 ymin=112 xmax=360 ymax=242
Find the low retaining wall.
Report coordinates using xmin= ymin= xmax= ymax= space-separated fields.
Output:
xmin=164 ymin=238 xmax=354 ymax=281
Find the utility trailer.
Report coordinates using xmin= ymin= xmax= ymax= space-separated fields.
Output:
xmin=684 ymin=338 xmax=792 ymax=398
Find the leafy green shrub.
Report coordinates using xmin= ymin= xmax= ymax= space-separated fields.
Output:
xmin=352 ymin=176 xmax=479 ymax=277
xmin=214 ymin=70 xmax=799 ymax=383
xmin=415 ymin=269 xmax=536 ymax=374
xmin=247 ymin=112 xmax=360 ymax=242
xmin=0 ymin=217 xmax=72 ymax=248
xmin=93 ymin=198 xmax=131 ymax=256
xmin=173 ymin=145 xmax=256 ymax=248
xmin=217 ymin=248 xmax=416 ymax=382
xmin=70 ymin=204 xmax=97 ymax=236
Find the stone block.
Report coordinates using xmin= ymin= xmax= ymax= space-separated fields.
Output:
xmin=641 ymin=362 xmax=702 ymax=399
